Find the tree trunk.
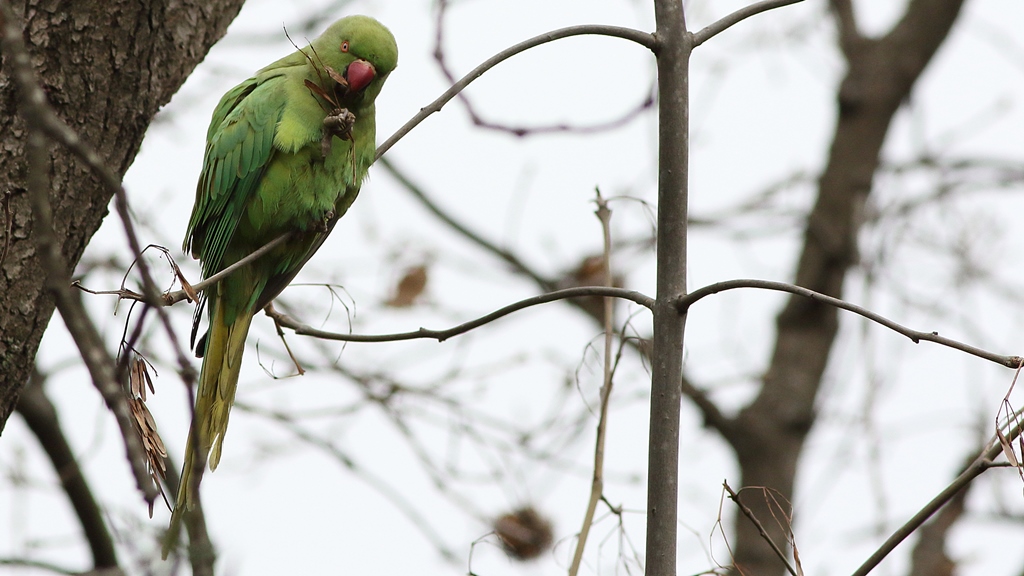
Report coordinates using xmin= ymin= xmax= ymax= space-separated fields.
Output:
xmin=0 ymin=0 xmax=245 ymax=431
xmin=727 ymin=1 xmax=966 ymax=574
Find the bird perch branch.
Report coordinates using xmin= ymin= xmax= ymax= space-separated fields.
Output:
xmin=266 ymin=286 xmax=653 ymax=343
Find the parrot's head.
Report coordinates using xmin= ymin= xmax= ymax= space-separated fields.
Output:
xmin=310 ymin=15 xmax=398 ymax=106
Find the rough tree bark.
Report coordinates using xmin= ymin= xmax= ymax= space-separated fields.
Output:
xmin=0 ymin=0 xmax=245 ymax=431
xmin=722 ymin=0 xmax=966 ymax=574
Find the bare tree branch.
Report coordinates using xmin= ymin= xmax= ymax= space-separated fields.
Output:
xmin=266 ymin=286 xmax=653 ymax=343
xmin=375 ymin=24 xmax=657 ymax=159
xmin=828 ymin=0 xmax=860 ymax=57
xmin=433 ymin=0 xmax=655 ymax=137
xmin=852 ymin=411 xmax=1024 ymax=576
xmin=723 ymin=483 xmax=799 ymax=576
xmin=76 ymin=232 xmax=293 ymax=308
xmin=384 ymin=141 xmax=744 ymax=459
xmin=676 ymin=279 xmax=1023 ymax=368
xmin=726 ymin=0 xmax=966 ymax=571
xmin=569 ymin=192 xmax=616 ymax=576
xmin=646 ymin=2 xmax=691 ymax=575
xmin=692 ymin=0 xmax=806 ymax=47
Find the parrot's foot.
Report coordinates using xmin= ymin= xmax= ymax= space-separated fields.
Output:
xmin=311 ymin=210 xmax=335 ymax=233
xmin=321 ymin=108 xmax=357 ymax=157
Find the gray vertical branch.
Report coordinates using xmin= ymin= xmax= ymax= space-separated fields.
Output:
xmin=646 ymin=2 xmax=690 ymax=575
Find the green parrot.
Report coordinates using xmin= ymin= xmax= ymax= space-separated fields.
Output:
xmin=164 ymin=15 xmax=397 ymax=553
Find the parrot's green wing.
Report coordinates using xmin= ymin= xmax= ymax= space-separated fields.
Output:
xmin=184 ymin=76 xmax=282 ymax=278
xmin=182 ymin=73 xmax=288 ymax=341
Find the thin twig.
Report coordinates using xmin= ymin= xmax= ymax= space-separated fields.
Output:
xmin=0 ymin=557 xmax=84 ymax=575
xmin=266 ymin=302 xmax=306 ymax=375
xmin=0 ymin=0 xmax=160 ymax=505
xmin=569 ymin=191 xmax=616 ymax=576
xmin=112 ymin=190 xmax=198 ymax=384
xmin=76 ymin=232 xmax=292 ymax=307
xmin=691 ymin=0 xmax=807 ymax=47
xmin=375 ymin=24 xmax=656 ymax=160
xmin=723 ymin=482 xmax=799 ymax=576
xmin=850 ymin=391 xmax=1024 ymax=576
xmin=267 ymin=286 xmax=653 ymax=343
xmin=433 ymin=0 xmax=655 ymax=137
xmin=246 ymin=405 xmax=459 ymax=561
xmin=384 ymin=148 xmax=739 ymax=444
xmin=676 ymin=279 xmax=1023 ymax=368
xmin=378 ymin=158 xmax=555 ymax=290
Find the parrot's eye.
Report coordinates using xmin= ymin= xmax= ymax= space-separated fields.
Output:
xmin=340 ymin=41 xmax=350 ymax=53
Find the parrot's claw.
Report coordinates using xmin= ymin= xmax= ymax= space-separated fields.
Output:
xmin=311 ymin=210 xmax=335 ymax=233
xmin=321 ymin=108 xmax=357 ymax=158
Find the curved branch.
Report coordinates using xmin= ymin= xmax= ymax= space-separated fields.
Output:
xmin=676 ymin=279 xmax=1023 ymax=368
xmin=267 ymin=286 xmax=654 ymax=343
xmin=692 ymin=0 xmax=806 ymax=47
xmin=431 ymin=0 xmax=657 ymax=138
xmin=375 ymin=24 xmax=657 ymax=159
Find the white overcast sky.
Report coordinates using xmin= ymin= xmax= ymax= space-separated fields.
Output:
xmin=3 ymin=1 xmax=1024 ymax=575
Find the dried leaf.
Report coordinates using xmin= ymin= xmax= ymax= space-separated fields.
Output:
xmin=129 ymin=357 xmax=144 ymax=399
xmin=325 ymin=65 xmax=347 ymax=88
xmin=172 ymin=261 xmax=199 ymax=303
xmin=124 ymin=353 xmax=169 ymax=492
xmin=997 ymin=428 xmax=1019 ymax=467
xmin=386 ymin=264 xmax=428 ymax=307
xmin=572 ymin=254 xmax=606 ymax=285
xmin=304 ymin=79 xmax=332 ymax=103
xmin=793 ymin=536 xmax=805 ymax=576
xmin=494 ymin=506 xmax=553 ymax=561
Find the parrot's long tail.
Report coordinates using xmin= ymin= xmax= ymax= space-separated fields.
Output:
xmin=163 ymin=295 xmax=254 ymax=559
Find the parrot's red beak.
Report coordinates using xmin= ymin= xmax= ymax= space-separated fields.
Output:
xmin=345 ymin=59 xmax=376 ymax=93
